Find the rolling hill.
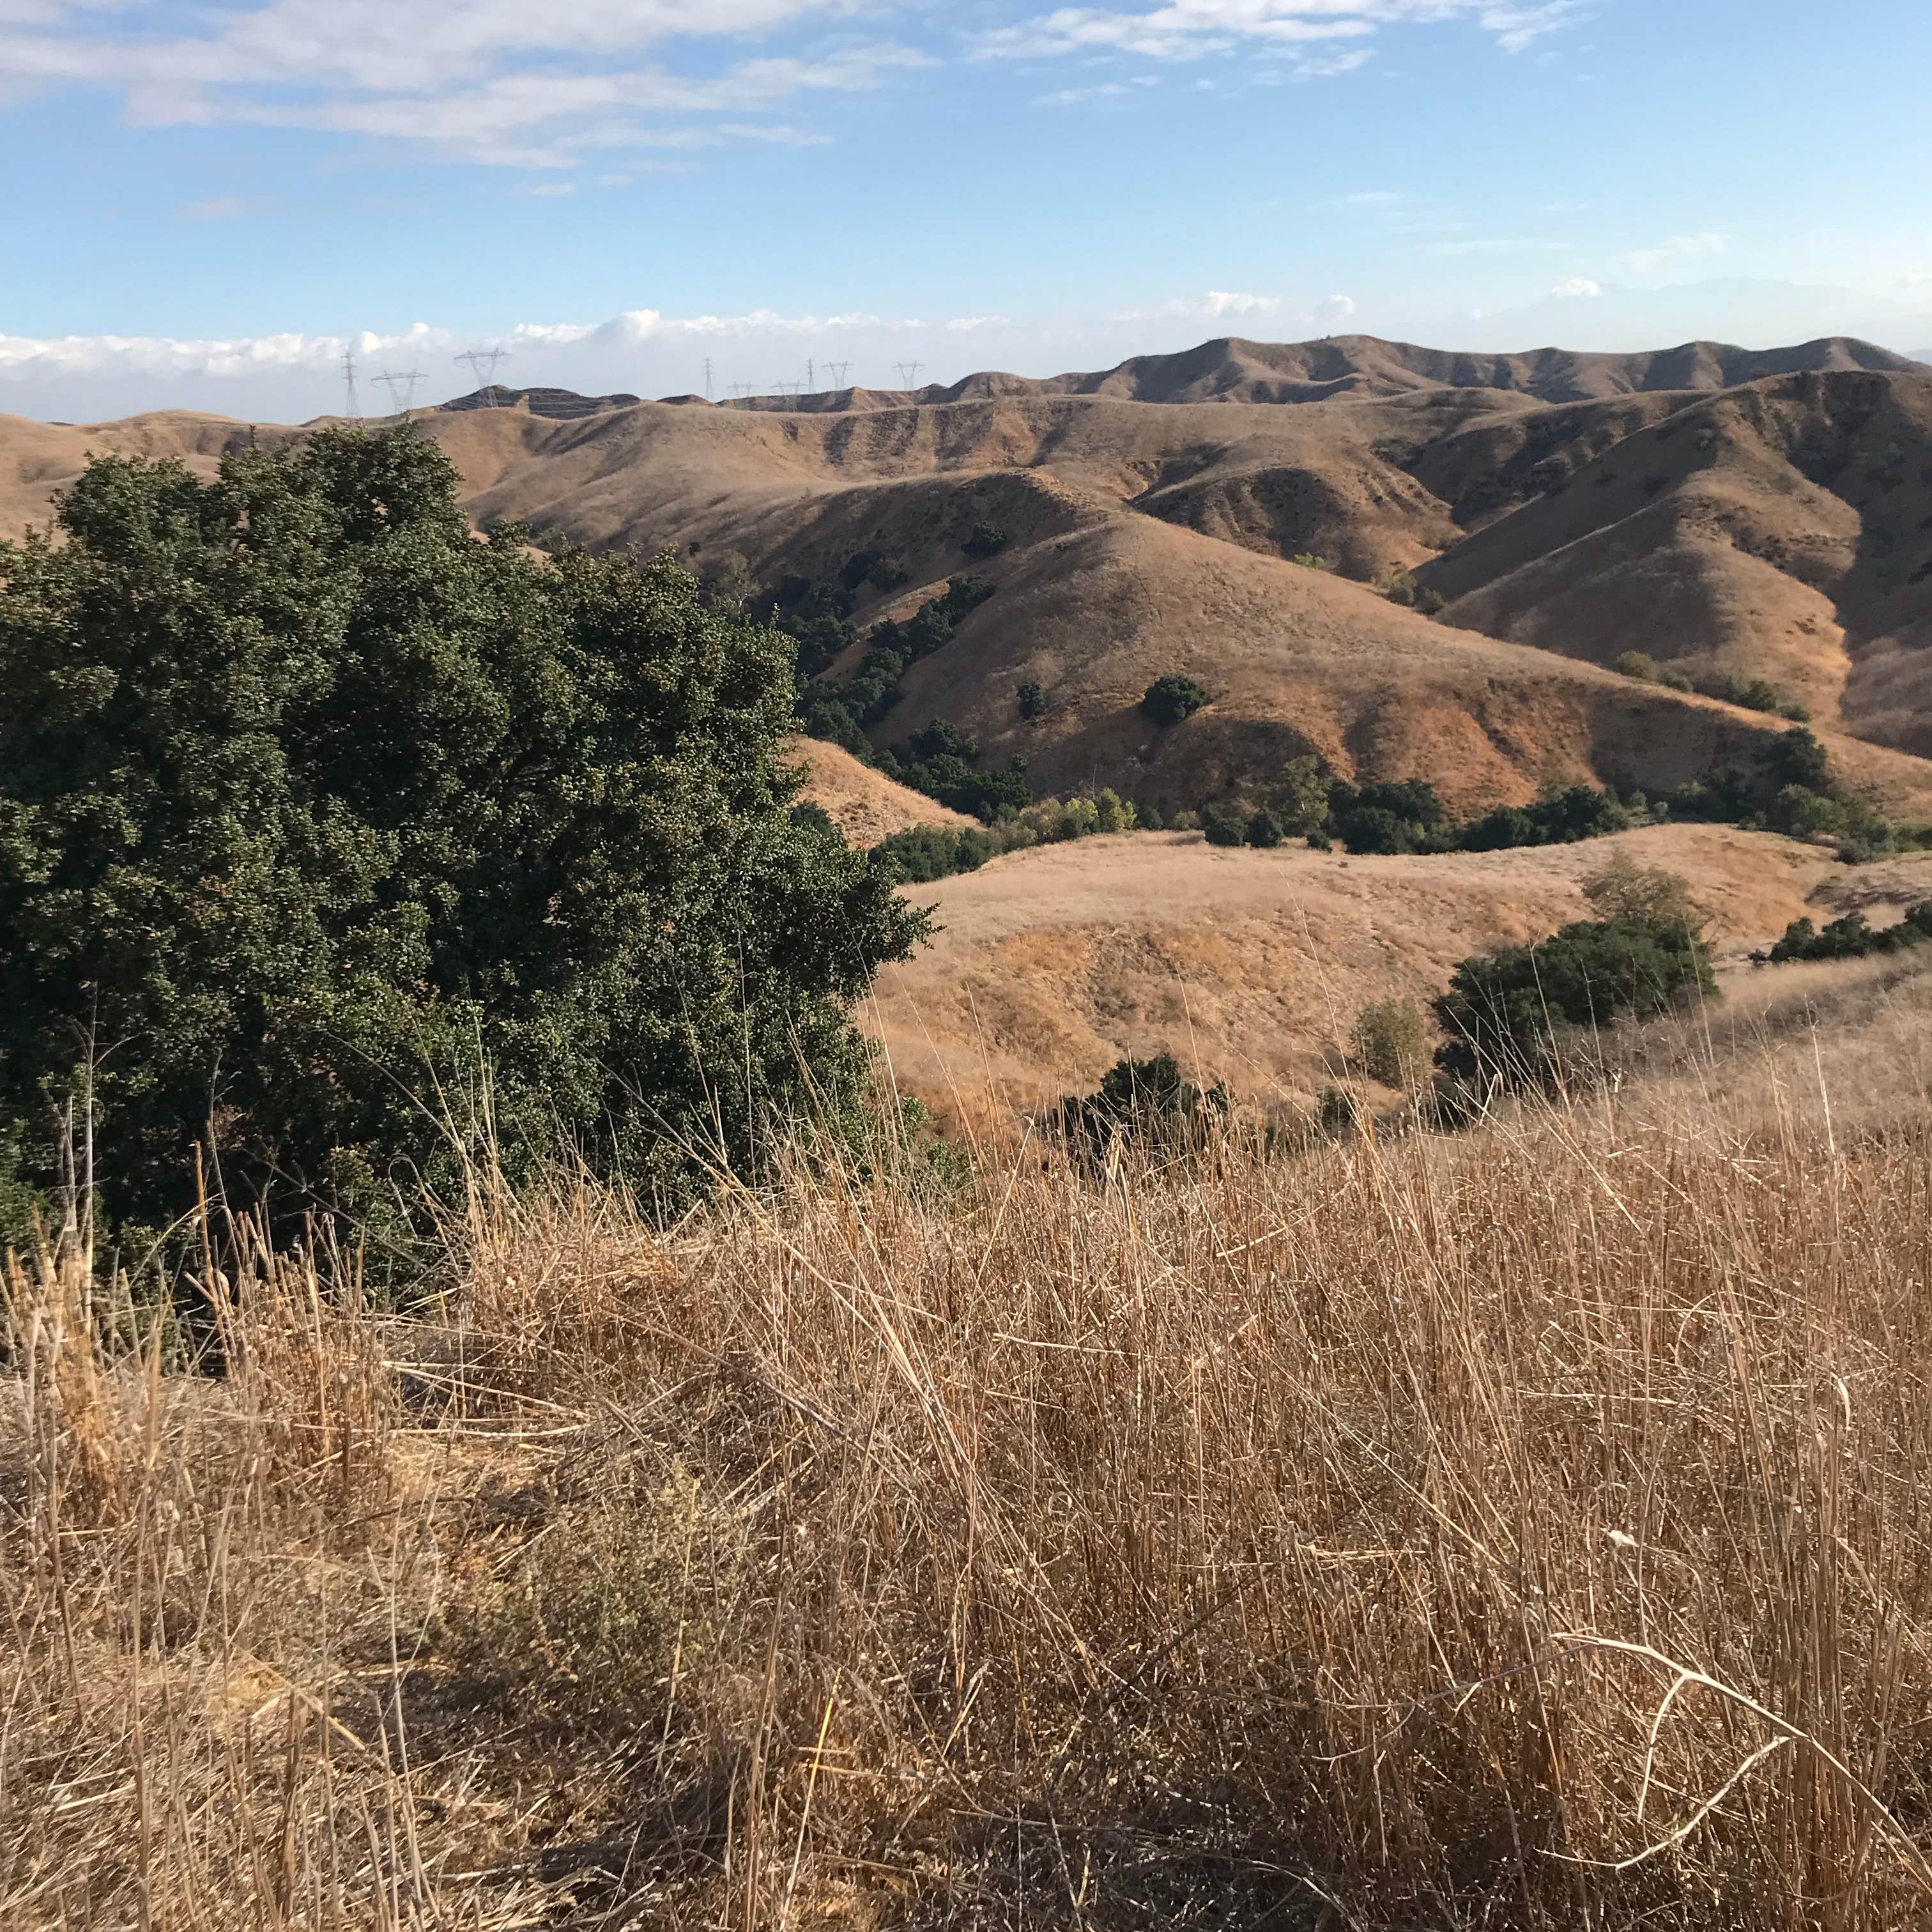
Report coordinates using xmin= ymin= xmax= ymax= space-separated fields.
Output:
xmin=6 ymin=331 xmax=1932 ymax=816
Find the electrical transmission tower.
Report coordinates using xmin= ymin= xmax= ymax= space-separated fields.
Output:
xmin=731 ymin=382 xmax=755 ymax=399
xmin=806 ymin=358 xmax=815 ymax=392
xmin=894 ymin=361 xmax=924 ymax=388
xmin=823 ymin=360 xmax=851 ymax=388
xmin=372 ymin=369 xmax=427 ymax=415
xmin=454 ymin=346 xmax=510 ymax=398
xmin=703 ymin=356 xmax=714 ymax=400
xmin=341 ymin=349 xmax=360 ymax=418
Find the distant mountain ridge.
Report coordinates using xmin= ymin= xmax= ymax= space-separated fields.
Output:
xmin=711 ymin=333 xmax=1918 ymax=415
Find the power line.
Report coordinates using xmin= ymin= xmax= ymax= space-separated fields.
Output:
xmin=454 ymin=346 xmax=510 ymax=397
xmin=341 ymin=350 xmax=360 ymax=418
xmin=371 ymin=369 xmax=427 ymax=415
xmin=894 ymin=361 xmax=924 ymax=389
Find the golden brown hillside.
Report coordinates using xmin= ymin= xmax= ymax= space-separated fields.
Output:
xmin=785 ymin=735 xmax=976 ymax=842
xmin=868 ymin=822 xmax=1932 ymax=1123
xmin=6 ymin=335 xmax=1932 ymax=813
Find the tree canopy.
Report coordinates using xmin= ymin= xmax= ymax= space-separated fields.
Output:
xmin=0 ymin=427 xmax=924 ymax=1239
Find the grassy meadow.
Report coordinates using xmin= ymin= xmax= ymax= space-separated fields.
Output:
xmin=7 ymin=958 xmax=1932 ymax=1931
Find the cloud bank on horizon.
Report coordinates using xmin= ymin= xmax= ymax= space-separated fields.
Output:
xmin=6 ymin=279 xmax=1929 ymax=427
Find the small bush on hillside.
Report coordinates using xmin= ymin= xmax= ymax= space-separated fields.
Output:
xmin=1414 ymin=588 xmax=1447 ymax=617
xmin=1353 ymin=1000 xmax=1432 ymax=1091
xmin=1291 ymin=553 xmax=1335 ymax=572
xmin=1434 ymin=917 xmax=1716 ymax=1094
xmin=1054 ymin=1052 xmax=1230 ymax=1163
xmin=1766 ymin=902 xmax=1932 ymax=963
xmin=1202 ymin=804 xmax=1248 ymax=847
xmin=1330 ymin=778 xmax=1451 ymax=855
xmin=963 ymin=521 xmax=1009 ymax=558
xmin=1141 ymin=675 xmax=1211 ymax=726
xmin=1613 ymin=650 xmax=1662 ymax=682
xmin=1245 ymin=808 xmax=1287 ymax=848
xmin=1016 ymin=678 xmax=1049 ymax=721
xmin=1581 ymin=852 xmax=1708 ymax=937
xmin=872 ymin=824 xmax=999 ymax=884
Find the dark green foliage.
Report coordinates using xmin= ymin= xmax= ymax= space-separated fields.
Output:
xmin=1459 ymin=785 xmax=1632 ymax=852
xmin=1245 ymin=808 xmax=1286 ymax=848
xmin=838 ymin=549 xmax=909 ymax=594
xmin=1414 ymin=588 xmax=1446 ymax=617
xmin=963 ymin=522 xmax=1008 ymax=558
xmin=1434 ymin=919 xmax=1716 ymax=1092
xmin=1135 ymin=801 xmax=1165 ymax=832
xmin=1140 ymin=675 xmax=1211 ymax=727
xmin=1763 ymin=726 xmax=1832 ymax=793
xmin=885 ymin=719 xmax=1031 ymax=822
xmin=791 ymin=573 xmax=1010 ymax=815
xmin=1329 ymin=779 xmax=1451 ymax=855
xmin=1017 ymin=678 xmax=1049 ymax=722
xmin=871 ymin=824 xmax=999 ymax=884
xmin=1694 ymin=671 xmax=1809 ymax=722
xmin=1202 ymin=804 xmax=1248 ymax=848
xmin=0 ymin=429 xmax=925 ymax=1240
xmin=1054 ymin=1053 xmax=1230 ymax=1164
xmin=1765 ymin=903 xmax=1932 ymax=963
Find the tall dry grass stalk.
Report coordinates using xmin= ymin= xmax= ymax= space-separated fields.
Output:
xmin=4 ymin=1086 xmax=1931 ymax=1928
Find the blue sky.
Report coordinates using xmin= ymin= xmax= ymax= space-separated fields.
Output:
xmin=3 ymin=0 xmax=1930 ymax=421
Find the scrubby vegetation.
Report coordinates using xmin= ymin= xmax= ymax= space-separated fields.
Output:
xmin=1433 ymin=895 xmax=1715 ymax=1097
xmin=0 ymin=431 xmax=921 ymax=1240
xmin=1139 ymin=673 xmax=1211 ymax=726
xmin=1352 ymin=997 xmax=1432 ymax=1090
xmin=1052 ymin=1051 xmax=1230 ymax=1163
xmin=11 ymin=1043 xmax=1932 ymax=1930
xmin=1613 ymin=648 xmax=1811 ymax=721
xmin=871 ymin=788 xmax=1140 ymax=882
xmin=1765 ymin=900 xmax=1932 ymax=963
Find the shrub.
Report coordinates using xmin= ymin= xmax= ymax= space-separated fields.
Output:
xmin=1245 ymin=808 xmax=1286 ymax=848
xmin=1276 ymin=755 xmax=1333 ymax=838
xmin=1330 ymin=779 xmax=1450 ymax=855
xmin=1054 ymin=1053 xmax=1230 ymax=1163
xmin=1414 ymin=588 xmax=1446 ymax=617
xmin=1613 ymin=650 xmax=1662 ymax=682
xmin=1766 ymin=903 xmax=1932 ymax=964
xmin=1434 ymin=919 xmax=1715 ymax=1092
xmin=1580 ymin=852 xmax=1708 ymax=938
xmin=1202 ymin=804 xmax=1249 ymax=847
xmin=1140 ymin=675 xmax=1211 ymax=726
xmin=872 ymin=824 xmax=998 ymax=884
xmin=0 ymin=429 xmax=925 ymax=1237
xmin=1353 ymin=1000 xmax=1431 ymax=1091
xmin=963 ymin=521 xmax=1009 ymax=558
xmin=1016 ymin=678 xmax=1049 ymax=721
xmin=1291 ymin=553 xmax=1335 ymax=572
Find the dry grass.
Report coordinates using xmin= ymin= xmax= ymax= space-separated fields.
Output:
xmin=6 ymin=1069 xmax=1932 ymax=1928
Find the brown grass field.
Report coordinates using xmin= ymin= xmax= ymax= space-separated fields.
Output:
xmin=8 ymin=951 xmax=1932 ymax=1930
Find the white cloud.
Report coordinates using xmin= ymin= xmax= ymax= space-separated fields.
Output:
xmin=946 ymin=314 xmax=1012 ymax=330
xmin=1620 ymin=231 xmax=1730 ymax=275
xmin=178 ymin=195 xmax=252 ymax=220
xmin=0 ymin=8 xmax=927 ymax=165
xmin=1031 ymin=80 xmax=1133 ymax=103
xmin=976 ymin=0 xmax=1595 ymax=63
xmin=1550 ymin=275 xmax=1602 ymax=297
xmin=1314 ymin=293 xmax=1356 ymax=326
